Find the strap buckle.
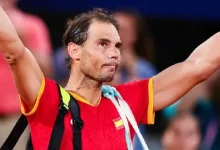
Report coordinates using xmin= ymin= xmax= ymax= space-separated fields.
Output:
xmin=73 ymin=118 xmax=84 ymax=129
xmin=59 ymin=104 xmax=68 ymax=114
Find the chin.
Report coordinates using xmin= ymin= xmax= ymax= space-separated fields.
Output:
xmin=98 ymin=74 xmax=114 ymax=83
xmin=105 ymin=77 xmax=114 ymax=82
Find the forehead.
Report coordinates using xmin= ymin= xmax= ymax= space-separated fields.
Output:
xmin=87 ymin=20 xmax=121 ymax=43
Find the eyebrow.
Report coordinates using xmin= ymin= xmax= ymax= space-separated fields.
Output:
xmin=98 ymin=38 xmax=111 ymax=43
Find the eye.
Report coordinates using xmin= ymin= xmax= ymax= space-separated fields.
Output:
xmin=115 ymin=43 xmax=122 ymax=51
xmin=115 ymin=45 xmax=121 ymax=51
xmin=99 ymin=42 xmax=107 ymax=48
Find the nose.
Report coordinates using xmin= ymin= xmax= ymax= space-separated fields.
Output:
xmin=108 ymin=47 xmax=120 ymax=60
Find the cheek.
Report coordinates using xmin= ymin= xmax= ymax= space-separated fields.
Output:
xmin=81 ymin=50 xmax=102 ymax=71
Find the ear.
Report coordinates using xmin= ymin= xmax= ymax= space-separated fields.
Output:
xmin=67 ymin=42 xmax=81 ymax=61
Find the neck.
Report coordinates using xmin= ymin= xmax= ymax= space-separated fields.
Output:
xmin=65 ymin=69 xmax=102 ymax=106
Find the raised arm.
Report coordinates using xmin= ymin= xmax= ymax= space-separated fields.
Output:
xmin=153 ymin=32 xmax=220 ymax=111
xmin=0 ymin=6 xmax=43 ymax=110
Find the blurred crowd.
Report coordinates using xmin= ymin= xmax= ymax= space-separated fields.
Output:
xmin=0 ymin=0 xmax=219 ymax=150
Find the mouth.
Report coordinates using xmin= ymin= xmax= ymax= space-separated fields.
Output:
xmin=102 ymin=62 xmax=118 ymax=71
xmin=104 ymin=64 xmax=116 ymax=67
xmin=103 ymin=62 xmax=118 ymax=68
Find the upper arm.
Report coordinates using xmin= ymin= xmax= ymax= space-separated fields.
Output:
xmin=153 ymin=61 xmax=208 ymax=111
xmin=9 ymin=47 xmax=43 ymax=110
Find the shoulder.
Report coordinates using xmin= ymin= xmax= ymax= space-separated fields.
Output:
xmin=43 ymin=78 xmax=61 ymax=100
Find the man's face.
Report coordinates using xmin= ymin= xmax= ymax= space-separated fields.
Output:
xmin=162 ymin=116 xmax=201 ymax=150
xmin=79 ymin=21 xmax=121 ymax=82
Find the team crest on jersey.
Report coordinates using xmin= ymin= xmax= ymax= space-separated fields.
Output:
xmin=113 ymin=117 xmax=124 ymax=130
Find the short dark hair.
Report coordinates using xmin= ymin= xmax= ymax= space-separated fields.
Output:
xmin=62 ymin=8 xmax=119 ymax=70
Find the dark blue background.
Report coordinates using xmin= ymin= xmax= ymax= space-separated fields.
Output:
xmin=19 ymin=0 xmax=220 ymax=21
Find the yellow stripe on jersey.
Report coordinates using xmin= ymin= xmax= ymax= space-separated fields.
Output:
xmin=20 ymin=75 xmax=45 ymax=116
xmin=147 ymin=77 xmax=155 ymax=124
xmin=68 ymin=91 xmax=101 ymax=106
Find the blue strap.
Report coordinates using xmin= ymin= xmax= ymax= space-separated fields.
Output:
xmin=102 ymin=85 xmax=123 ymax=99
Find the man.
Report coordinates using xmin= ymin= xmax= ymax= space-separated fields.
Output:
xmin=1 ymin=6 xmax=220 ymax=150
xmin=162 ymin=113 xmax=201 ymax=150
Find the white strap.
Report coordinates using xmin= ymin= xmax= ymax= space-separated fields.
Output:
xmin=118 ymin=99 xmax=149 ymax=150
xmin=102 ymin=85 xmax=149 ymax=150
